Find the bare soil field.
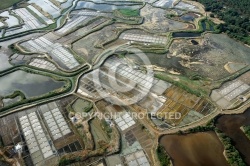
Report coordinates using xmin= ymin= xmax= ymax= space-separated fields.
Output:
xmin=159 ymin=131 xmax=229 ymax=166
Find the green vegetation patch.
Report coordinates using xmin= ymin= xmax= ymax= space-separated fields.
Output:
xmin=193 ymin=0 xmax=250 ymax=45
xmin=117 ymin=9 xmax=140 ymax=17
xmin=155 ymin=72 xmax=209 ymax=97
xmin=72 ymin=99 xmax=93 ymax=113
xmin=157 ymin=145 xmax=171 ymax=166
xmin=0 ymin=0 xmax=22 ymax=10
xmin=216 ymin=129 xmax=246 ymax=166
xmin=26 ymin=7 xmax=47 ymax=25
xmin=241 ymin=125 xmax=250 ymax=140
xmin=200 ymin=19 xmax=217 ymax=32
xmin=101 ymin=119 xmax=112 ymax=136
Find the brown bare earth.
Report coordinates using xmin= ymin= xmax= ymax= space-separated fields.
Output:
xmin=159 ymin=131 xmax=229 ymax=166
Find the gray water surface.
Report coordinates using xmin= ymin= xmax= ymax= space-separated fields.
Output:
xmin=0 ymin=70 xmax=65 ymax=98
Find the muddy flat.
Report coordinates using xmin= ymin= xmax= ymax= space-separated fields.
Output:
xmin=159 ymin=131 xmax=229 ymax=166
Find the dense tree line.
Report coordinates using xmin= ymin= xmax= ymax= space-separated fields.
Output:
xmin=216 ymin=129 xmax=246 ymax=166
xmin=192 ymin=0 xmax=250 ymax=44
xmin=221 ymin=0 xmax=250 ymax=16
xmin=157 ymin=145 xmax=171 ymax=166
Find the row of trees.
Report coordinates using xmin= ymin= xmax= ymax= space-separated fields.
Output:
xmin=216 ymin=129 xmax=246 ymax=166
xmin=157 ymin=145 xmax=171 ymax=166
xmin=192 ymin=0 xmax=250 ymax=44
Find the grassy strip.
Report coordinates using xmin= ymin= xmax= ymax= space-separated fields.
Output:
xmin=114 ymin=17 xmax=144 ymax=25
xmin=157 ymin=145 xmax=171 ymax=166
xmin=26 ymin=7 xmax=47 ymax=25
xmin=155 ymin=72 xmax=208 ymax=97
xmin=67 ymin=47 xmax=86 ymax=64
xmin=116 ymin=9 xmax=140 ymax=17
xmin=3 ymin=90 xmax=26 ymax=100
xmin=241 ymin=125 xmax=250 ymax=140
xmin=130 ymin=43 xmax=168 ymax=54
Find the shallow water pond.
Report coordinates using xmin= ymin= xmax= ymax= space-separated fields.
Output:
xmin=0 ymin=70 xmax=64 ymax=98
xmin=172 ymin=32 xmax=201 ymax=38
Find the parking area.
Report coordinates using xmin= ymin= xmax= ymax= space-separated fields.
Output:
xmin=21 ymin=36 xmax=80 ymax=69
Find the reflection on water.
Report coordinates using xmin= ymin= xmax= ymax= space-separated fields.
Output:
xmin=180 ymin=14 xmax=194 ymax=21
xmin=172 ymin=32 xmax=201 ymax=38
xmin=0 ymin=70 xmax=64 ymax=98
